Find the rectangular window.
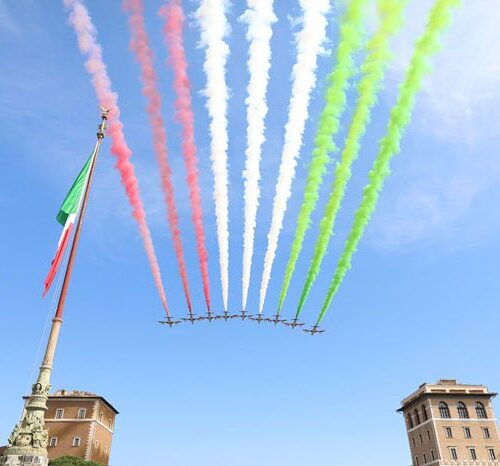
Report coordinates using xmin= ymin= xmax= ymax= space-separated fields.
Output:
xmin=419 ymin=434 xmax=423 ymax=444
xmin=488 ymin=448 xmax=496 ymax=460
xmin=469 ymin=448 xmax=477 ymax=460
xmin=431 ymin=450 xmax=435 ymax=461
xmin=78 ymin=408 xmax=86 ymax=419
xmin=445 ymin=427 xmax=453 ymax=438
xmin=483 ymin=427 xmax=491 ymax=438
xmin=72 ymin=437 xmax=81 ymax=447
xmin=449 ymin=448 xmax=458 ymax=460
xmin=55 ymin=409 xmax=64 ymax=419
xmin=412 ymin=437 xmax=416 ymax=447
xmin=415 ymin=456 xmax=419 ymax=466
xmin=49 ymin=437 xmax=58 ymax=447
xmin=427 ymin=430 xmax=431 ymax=440
xmin=464 ymin=427 xmax=471 ymax=438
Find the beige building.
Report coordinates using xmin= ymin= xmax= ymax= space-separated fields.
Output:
xmin=399 ymin=380 xmax=500 ymax=466
xmin=28 ymin=389 xmax=118 ymax=465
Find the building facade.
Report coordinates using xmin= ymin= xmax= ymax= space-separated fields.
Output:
xmin=399 ymin=380 xmax=500 ymax=466
xmin=24 ymin=390 xmax=117 ymax=465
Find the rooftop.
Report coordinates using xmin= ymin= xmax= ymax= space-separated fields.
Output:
xmin=398 ymin=380 xmax=497 ymax=412
xmin=23 ymin=389 xmax=119 ymax=414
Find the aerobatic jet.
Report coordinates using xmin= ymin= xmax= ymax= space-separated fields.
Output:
xmin=271 ymin=314 xmax=288 ymax=326
xmin=238 ymin=310 xmax=251 ymax=321
xmin=203 ymin=312 xmax=216 ymax=323
xmin=182 ymin=314 xmax=201 ymax=325
xmin=249 ymin=314 xmax=266 ymax=324
xmin=159 ymin=316 xmax=182 ymax=327
xmin=284 ymin=317 xmax=304 ymax=329
xmin=214 ymin=311 xmax=239 ymax=321
xmin=303 ymin=325 xmax=325 ymax=335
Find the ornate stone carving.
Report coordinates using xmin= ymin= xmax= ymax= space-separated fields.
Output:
xmin=31 ymin=383 xmax=50 ymax=397
xmin=5 ymin=383 xmax=49 ymax=454
xmin=7 ymin=423 xmax=21 ymax=447
xmin=7 ymin=413 xmax=48 ymax=450
xmin=32 ymin=429 xmax=48 ymax=449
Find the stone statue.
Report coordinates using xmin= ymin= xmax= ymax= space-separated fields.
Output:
xmin=32 ymin=428 xmax=48 ymax=449
xmin=7 ymin=423 xmax=20 ymax=447
xmin=7 ymin=411 xmax=48 ymax=450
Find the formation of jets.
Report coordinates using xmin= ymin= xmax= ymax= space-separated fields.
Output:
xmin=158 ymin=311 xmax=325 ymax=335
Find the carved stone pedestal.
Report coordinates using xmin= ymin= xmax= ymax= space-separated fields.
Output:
xmin=1 ymin=382 xmax=50 ymax=466
xmin=0 ymin=454 xmax=48 ymax=466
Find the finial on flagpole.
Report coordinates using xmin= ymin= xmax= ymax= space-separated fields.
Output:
xmin=97 ymin=106 xmax=110 ymax=139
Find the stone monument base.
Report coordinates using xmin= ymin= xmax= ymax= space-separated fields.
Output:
xmin=0 ymin=455 xmax=48 ymax=466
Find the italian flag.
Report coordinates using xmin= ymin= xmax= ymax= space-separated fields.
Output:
xmin=42 ymin=150 xmax=96 ymax=297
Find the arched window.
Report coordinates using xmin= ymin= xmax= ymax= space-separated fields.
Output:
xmin=407 ymin=412 xmax=414 ymax=429
xmin=439 ymin=402 xmax=450 ymax=419
xmin=457 ymin=401 xmax=469 ymax=419
xmin=414 ymin=408 xmax=421 ymax=425
xmin=476 ymin=401 xmax=487 ymax=419
xmin=422 ymin=404 xmax=429 ymax=421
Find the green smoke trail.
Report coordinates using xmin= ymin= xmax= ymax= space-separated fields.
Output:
xmin=294 ymin=0 xmax=408 ymax=317
xmin=276 ymin=0 xmax=368 ymax=314
xmin=315 ymin=0 xmax=461 ymax=326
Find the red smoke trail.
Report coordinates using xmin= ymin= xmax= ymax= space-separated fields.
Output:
xmin=123 ymin=0 xmax=193 ymax=314
xmin=63 ymin=0 xmax=170 ymax=315
xmin=158 ymin=1 xmax=211 ymax=313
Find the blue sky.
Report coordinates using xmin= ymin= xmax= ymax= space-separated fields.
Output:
xmin=1 ymin=1 xmax=500 ymax=465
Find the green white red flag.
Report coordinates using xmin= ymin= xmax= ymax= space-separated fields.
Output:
xmin=42 ymin=150 xmax=96 ymax=297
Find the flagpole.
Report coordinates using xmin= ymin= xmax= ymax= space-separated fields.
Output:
xmin=2 ymin=109 xmax=108 ymax=466
xmin=37 ymin=107 xmax=107 ymax=389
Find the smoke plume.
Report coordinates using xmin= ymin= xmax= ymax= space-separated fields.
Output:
xmin=123 ymin=0 xmax=193 ymax=313
xmin=196 ymin=0 xmax=231 ymax=311
xmin=258 ymin=0 xmax=330 ymax=314
xmin=278 ymin=0 xmax=369 ymax=315
xmin=158 ymin=0 xmax=212 ymax=313
xmin=63 ymin=0 xmax=170 ymax=314
xmin=315 ymin=0 xmax=461 ymax=325
xmin=295 ymin=0 xmax=408 ymax=316
xmin=240 ymin=1 xmax=277 ymax=311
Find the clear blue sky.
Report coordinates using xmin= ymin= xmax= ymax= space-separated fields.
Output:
xmin=1 ymin=1 xmax=500 ymax=465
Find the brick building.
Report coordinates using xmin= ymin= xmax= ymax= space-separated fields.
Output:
xmin=399 ymin=380 xmax=500 ymax=465
xmin=18 ymin=389 xmax=118 ymax=465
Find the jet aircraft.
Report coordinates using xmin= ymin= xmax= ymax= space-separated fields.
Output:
xmin=159 ymin=316 xmax=182 ymax=327
xmin=303 ymin=325 xmax=325 ymax=335
xmin=284 ymin=317 xmax=304 ymax=329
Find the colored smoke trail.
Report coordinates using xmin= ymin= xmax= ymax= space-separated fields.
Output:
xmin=63 ymin=0 xmax=169 ymax=314
xmin=196 ymin=0 xmax=230 ymax=311
xmin=258 ymin=0 xmax=330 ymax=314
xmin=158 ymin=0 xmax=211 ymax=313
xmin=294 ymin=0 xmax=408 ymax=317
xmin=315 ymin=0 xmax=461 ymax=326
xmin=241 ymin=1 xmax=277 ymax=312
xmin=277 ymin=0 xmax=369 ymax=315
xmin=123 ymin=0 xmax=192 ymax=313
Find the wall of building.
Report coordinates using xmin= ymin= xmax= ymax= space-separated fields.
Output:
xmin=405 ymin=399 xmax=440 ymax=465
xmin=87 ymin=401 xmax=116 ymax=465
xmin=45 ymin=398 xmax=96 ymax=461
xmin=403 ymin=391 xmax=500 ymax=465
xmin=429 ymin=396 xmax=500 ymax=463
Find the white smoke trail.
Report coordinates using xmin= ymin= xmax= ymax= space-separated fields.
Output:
xmin=258 ymin=0 xmax=330 ymax=314
xmin=196 ymin=0 xmax=231 ymax=311
xmin=241 ymin=1 xmax=277 ymax=312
